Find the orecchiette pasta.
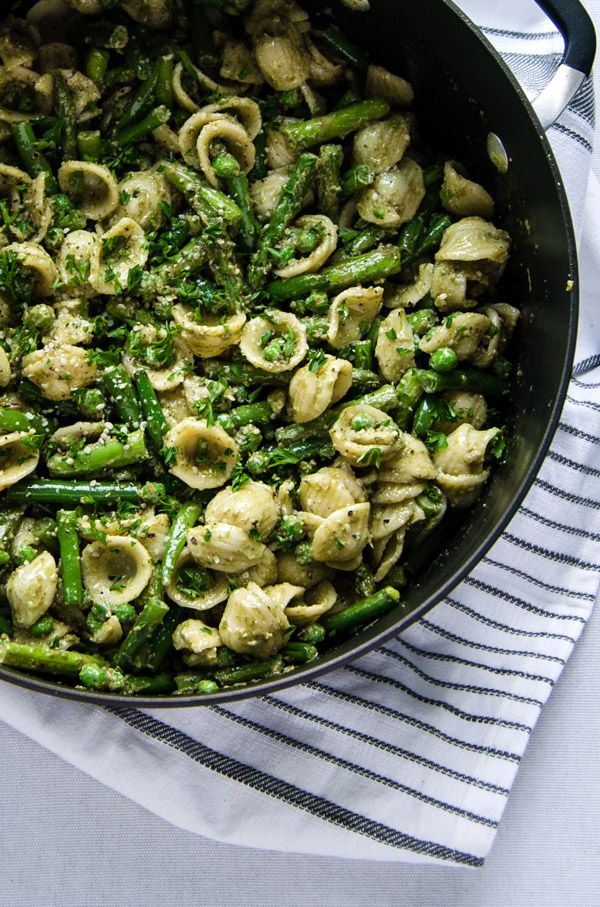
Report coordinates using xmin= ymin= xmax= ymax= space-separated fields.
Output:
xmin=96 ymin=217 xmax=148 ymax=295
xmin=164 ymin=418 xmax=238 ymax=490
xmin=3 ymin=241 xmax=56 ymax=295
xmin=165 ymin=549 xmax=229 ymax=611
xmin=327 ymin=285 xmax=383 ymax=349
xmin=330 ymin=404 xmax=402 ymax=465
xmin=81 ymin=536 xmax=153 ymax=607
xmin=172 ymin=304 xmax=246 ymax=358
xmin=58 ymin=161 xmax=119 ymax=221
xmin=115 ymin=171 xmax=172 ymax=229
xmin=312 ymin=502 xmax=371 ymax=565
xmin=365 ymin=64 xmax=414 ymax=107
xmin=205 ymin=480 xmax=279 ymax=538
xmin=0 ymin=430 xmax=39 ymax=490
xmin=218 ymin=581 xmax=292 ymax=658
xmin=357 ymin=158 xmax=425 ymax=228
xmin=274 ymin=215 xmax=338 ymax=278
xmin=441 ymin=161 xmax=495 ymax=220
xmin=22 ymin=342 xmax=97 ymax=400
xmin=375 ymin=307 xmax=415 ymax=382
xmin=57 ymin=230 xmax=101 ymax=295
xmin=419 ymin=312 xmax=491 ymax=361
xmin=285 ymin=580 xmax=338 ymax=625
xmin=172 ymin=619 xmax=223 ymax=666
xmin=240 ymin=312 xmax=307 ymax=372
xmin=187 ymin=521 xmax=267 ymax=574
xmin=298 ymin=467 xmax=367 ymax=518
xmin=6 ymin=550 xmax=58 ymax=628
xmin=288 ymin=354 xmax=352 ymax=423
xmin=353 ymin=114 xmax=411 ymax=173
xmin=433 ymin=423 xmax=501 ymax=507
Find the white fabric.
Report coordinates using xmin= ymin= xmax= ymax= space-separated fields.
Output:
xmin=1 ymin=0 xmax=598 ymax=867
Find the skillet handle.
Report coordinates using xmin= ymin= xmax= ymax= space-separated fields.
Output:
xmin=531 ymin=0 xmax=596 ymax=129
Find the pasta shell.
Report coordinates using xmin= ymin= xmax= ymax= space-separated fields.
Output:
xmin=165 ymin=417 xmax=238 ymax=490
xmin=81 ymin=536 xmax=153 ymax=607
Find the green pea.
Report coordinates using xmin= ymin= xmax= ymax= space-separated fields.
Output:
xmin=14 ymin=546 xmax=36 ymax=565
xmin=430 ymin=347 xmax=458 ymax=373
xmin=79 ymin=663 xmax=106 ymax=688
xmin=28 ymin=616 xmax=55 ymax=637
xmin=90 ymin=602 xmax=110 ymax=623
xmin=0 ymin=551 xmax=9 ymax=566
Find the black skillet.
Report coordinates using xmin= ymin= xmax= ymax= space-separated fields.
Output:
xmin=0 ymin=0 xmax=595 ymax=705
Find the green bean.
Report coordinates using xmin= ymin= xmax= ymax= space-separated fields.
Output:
xmin=113 ymin=597 xmax=170 ymax=671
xmin=399 ymin=213 xmax=452 ymax=268
xmin=216 ymin=401 xmax=274 ymax=433
xmin=155 ymin=55 xmax=174 ymax=108
xmin=0 ymin=407 xmax=47 ymax=436
xmin=317 ymin=144 xmax=343 ymax=221
xmin=334 ymin=225 xmax=388 ymax=262
xmin=186 ymin=1 xmax=219 ymax=68
xmin=10 ymin=122 xmax=58 ymax=192
xmin=318 ymin=25 xmax=368 ymax=68
xmin=202 ymin=360 xmax=289 ymax=389
xmin=0 ymin=640 xmax=107 ymax=676
xmin=161 ymin=502 xmax=202 ymax=588
xmin=31 ymin=517 xmax=58 ymax=554
xmin=214 ymin=656 xmax=284 ymax=686
xmin=134 ymin=370 xmax=169 ymax=457
xmin=417 ymin=368 xmax=509 ymax=399
xmin=72 ymin=387 xmax=107 ymax=419
xmin=341 ymin=164 xmax=375 ymax=196
xmin=283 ymin=100 xmax=389 ymax=151
xmin=53 ymin=72 xmax=78 ymax=160
xmin=112 ymin=66 xmax=158 ymax=136
xmin=47 ymin=428 xmax=148 ymax=477
xmin=282 ymin=642 xmax=318 ymax=664
xmin=268 ymin=245 xmax=402 ymax=301
xmin=251 ymin=129 xmax=268 ymax=180
xmin=321 ymin=587 xmax=401 ymax=637
xmin=102 ymin=365 xmax=143 ymax=428
xmin=248 ymin=152 xmax=318 ymax=290
xmin=85 ymin=47 xmax=110 ymax=87
xmin=56 ymin=510 xmax=83 ymax=607
xmin=6 ymin=479 xmax=165 ymax=506
xmin=114 ymin=105 xmax=171 ymax=146
xmin=139 ymin=606 xmax=181 ymax=671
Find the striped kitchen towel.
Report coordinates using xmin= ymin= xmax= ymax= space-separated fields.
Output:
xmin=0 ymin=0 xmax=598 ymax=866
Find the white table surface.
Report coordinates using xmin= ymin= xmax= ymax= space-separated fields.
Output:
xmin=2 ymin=3 xmax=600 ymax=904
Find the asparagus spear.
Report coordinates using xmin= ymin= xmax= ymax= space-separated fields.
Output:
xmin=267 ymin=245 xmax=402 ymax=301
xmin=10 ymin=122 xmax=58 ymax=192
xmin=212 ymin=151 xmax=258 ymax=252
xmin=53 ymin=72 xmax=78 ymax=160
xmin=213 ymin=656 xmax=284 ymax=686
xmin=0 ymin=640 xmax=107 ymax=676
xmin=283 ymin=99 xmax=389 ymax=150
xmin=84 ymin=47 xmax=110 ymax=87
xmin=114 ymin=105 xmax=171 ymax=147
xmin=161 ymin=161 xmax=242 ymax=226
xmin=321 ymin=587 xmax=401 ymax=637
xmin=248 ymin=152 xmax=318 ymax=290
xmin=112 ymin=65 xmax=159 ymax=136
xmin=317 ymin=144 xmax=343 ymax=221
